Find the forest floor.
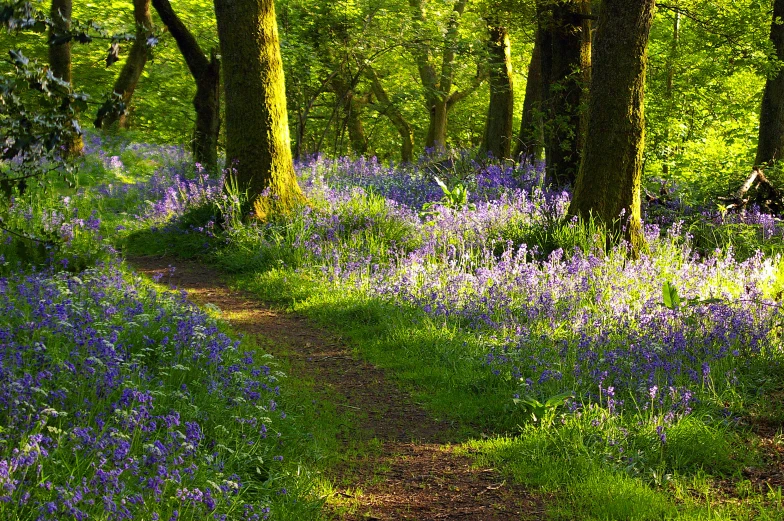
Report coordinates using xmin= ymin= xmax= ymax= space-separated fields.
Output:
xmin=128 ymin=256 xmax=546 ymax=520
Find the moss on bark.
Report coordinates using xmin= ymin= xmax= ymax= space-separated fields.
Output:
xmin=481 ymin=22 xmax=514 ymax=159
xmin=568 ymin=0 xmax=656 ymax=257
xmin=214 ymin=0 xmax=303 ymax=214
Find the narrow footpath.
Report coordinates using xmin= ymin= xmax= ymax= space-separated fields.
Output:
xmin=129 ymin=256 xmax=544 ymax=520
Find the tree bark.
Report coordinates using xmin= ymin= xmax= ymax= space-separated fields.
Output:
xmin=49 ymin=0 xmax=83 ymax=155
xmin=214 ymin=0 xmax=303 ymax=213
xmin=536 ymin=0 xmax=591 ymax=188
xmin=152 ymin=0 xmax=220 ymax=171
xmin=366 ymin=65 xmax=415 ymax=163
xmin=515 ymin=36 xmax=544 ymax=161
xmin=755 ymin=0 xmax=784 ymax=167
xmin=568 ymin=0 xmax=655 ymax=257
xmin=99 ymin=0 xmax=153 ymax=129
xmin=480 ymin=22 xmax=514 ymax=159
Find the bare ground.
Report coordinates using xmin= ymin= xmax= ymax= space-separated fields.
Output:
xmin=128 ymin=256 xmax=544 ymax=520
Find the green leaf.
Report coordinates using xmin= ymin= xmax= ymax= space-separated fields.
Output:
xmin=663 ymin=280 xmax=680 ymax=310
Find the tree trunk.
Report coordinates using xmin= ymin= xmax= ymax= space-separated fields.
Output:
xmin=332 ymin=75 xmax=369 ymax=156
xmin=427 ymin=100 xmax=450 ymax=151
xmin=366 ymin=65 xmax=415 ymax=163
xmin=537 ymin=0 xmax=591 ymax=188
xmin=756 ymin=0 xmax=784 ymax=167
xmin=410 ymin=0 xmax=473 ymax=152
xmin=99 ymin=0 xmax=153 ymax=129
xmin=346 ymin=102 xmax=369 ymax=156
xmin=662 ymin=5 xmax=680 ymax=176
xmin=214 ymin=0 xmax=303 ymax=213
xmin=480 ymin=22 xmax=514 ymax=159
xmin=152 ymin=0 xmax=220 ymax=171
xmin=48 ymin=0 xmax=83 ymax=155
xmin=515 ymin=36 xmax=544 ymax=161
xmin=568 ymin=0 xmax=655 ymax=257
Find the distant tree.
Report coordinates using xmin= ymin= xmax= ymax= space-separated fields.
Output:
xmin=213 ymin=0 xmax=303 ymax=213
xmin=515 ymin=34 xmax=544 ymax=161
xmin=48 ymin=0 xmax=82 ymax=155
xmin=480 ymin=16 xmax=514 ymax=159
xmin=364 ymin=65 xmax=415 ymax=163
xmin=755 ymin=0 xmax=784 ymax=167
xmin=408 ymin=0 xmax=485 ymax=151
xmin=568 ymin=0 xmax=656 ymax=257
xmin=96 ymin=0 xmax=154 ymax=129
xmin=536 ymin=0 xmax=591 ymax=187
xmin=151 ymin=0 xmax=220 ymax=171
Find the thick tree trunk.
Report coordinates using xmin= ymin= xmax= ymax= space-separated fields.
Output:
xmin=214 ymin=0 xmax=303 ymax=212
xmin=568 ymin=0 xmax=655 ymax=257
xmin=152 ymin=0 xmax=220 ymax=171
xmin=367 ymin=65 xmax=415 ymax=163
xmin=537 ymin=0 xmax=591 ymax=188
xmin=49 ymin=0 xmax=83 ymax=156
xmin=100 ymin=0 xmax=153 ymax=129
xmin=755 ymin=0 xmax=784 ymax=167
xmin=515 ymin=37 xmax=544 ymax=161
xmin=480 ymin=22 xmax=514 ymax=159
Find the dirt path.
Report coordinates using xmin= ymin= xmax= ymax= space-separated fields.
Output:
xmin=128 ymin=256 xmax=543 ymax=520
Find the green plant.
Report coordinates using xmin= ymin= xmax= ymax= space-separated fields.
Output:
xmin=513 ymin=391 xmax=574 ymax=428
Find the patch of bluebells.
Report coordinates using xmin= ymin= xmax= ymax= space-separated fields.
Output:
xmin=0 ymin=264 xmax=283 ymax=520
xmin=104 ymin=149 xmax=784 ymax=423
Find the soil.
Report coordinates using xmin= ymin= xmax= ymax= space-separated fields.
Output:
xmin=128 ymin=256 xmax=544 ymax=520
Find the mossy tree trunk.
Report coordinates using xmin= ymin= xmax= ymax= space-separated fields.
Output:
xmin=49 ymin=0 xmax=83 ymax=155
xmin=515 ymin=35 xmax=544 ymax=161
xmin=214 ymin=0 xmax=303 ymax=212
xmin=99 ymin=0 xmax=153 ymax=129
xmin=755 ymin=0 xmax=784 ymax=167
xmin=480 ymin=21 xmax=514 ymax=159
xmin=568 ymin=0 xmax=655 ymax=257
xmin=536 ymin=0 xmax=591 ymax=188
xmin=152 ymin=0 xmax=220 ymax=171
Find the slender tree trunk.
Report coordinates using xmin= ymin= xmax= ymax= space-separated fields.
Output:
xmin=409 ymin=0 xmax=473 ymax=152
xmin=537 ymin=0 xmax=591 ymax=188
xmin=662 ymin=5 xmax=680 ymax=176
xmin=346 ymin=102 xmax=369 ymax=156
xmin=480 ymin=21 xmax=514 ymax=159
xmin=214 ymin=0 xmax=303 ymax=213
xmin=332 ymin=75 xmax=369 ymax=156
xmin=756 ymin=0 xmax=784 ymax=167
xmin=427 ymin=101 xmax=450 ymax=150
xmin=152 ymin=0 xmax=220 ymax=171
xmin=568 ymin=0 xmax=655 ymax=257
xmin=515 ymin=36 xmax=544 ymax=161
xmin=49 ymin=0 xmax=83 ymax=155
xmin=367 ymin=65 xmax=415 ymax=163
xmin=99 ymin=0 xmax=153 ymax=129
